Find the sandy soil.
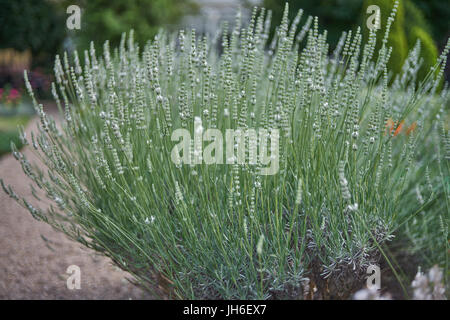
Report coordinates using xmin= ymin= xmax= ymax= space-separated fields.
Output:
xmin=0 ymin=107 xmax=152 ymax=299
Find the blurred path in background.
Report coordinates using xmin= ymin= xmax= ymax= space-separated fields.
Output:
xmin=0 ymin=105 xmax=152 ymax=299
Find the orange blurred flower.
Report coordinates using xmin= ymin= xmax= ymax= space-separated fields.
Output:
xmin=394 ymin=120 xmax=404 ymax=136
xmin=385 ymin=118 xmax=416 ymax=137
xmin=406 ymin=122 xmax=417 ymax=135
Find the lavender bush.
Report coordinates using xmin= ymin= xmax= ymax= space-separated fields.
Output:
xmin=1 ymin=2 xmax=449 ymax=299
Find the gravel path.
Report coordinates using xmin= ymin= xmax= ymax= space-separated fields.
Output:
xmin=0 ymin=108 xmax=152 ymax=299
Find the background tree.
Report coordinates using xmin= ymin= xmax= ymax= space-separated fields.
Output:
xmin=0 ymin=0 xmax=65 ymax=68
xmin=411 ymin=0 xmax=450 ymax=49
xmin=70 ymin=0 xmax=198 ymax=52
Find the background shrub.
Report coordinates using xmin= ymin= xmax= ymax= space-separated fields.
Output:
xmin=0 ymin=0 xmax=65 ymax=68
xmin=69 ymin=0 xmax=198 ymax=52
xmin=411 ymin=0 xmax=450 ymax=48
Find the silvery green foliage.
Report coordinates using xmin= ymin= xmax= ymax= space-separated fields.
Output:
xmin=1 ymin=3 xmax=449 ymax=299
